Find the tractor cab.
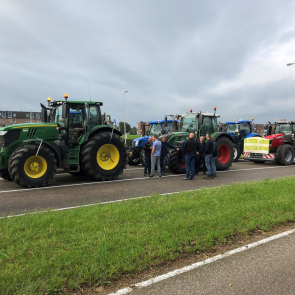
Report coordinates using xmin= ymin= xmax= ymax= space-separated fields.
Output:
xmin=267 ymin=121 xmax=295 ymax=150
xmin=225 ymin=120 xmax=254 ymax=142
xmin=178 ymin=109 xmax=219 ymax=138
xmin=49 ymin=95 xmax=103 ymax=145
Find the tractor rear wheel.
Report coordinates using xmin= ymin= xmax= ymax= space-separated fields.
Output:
xmin=233 ymin=144 xmax=241 ymax=162
xmin=81 ymin=132 xmax=127 ymax=180
xmin=8 ymin=145 xmax=57 ymax=188
xmin=0 ymin=169 xmax=12 ymax=181
xmin=167 ymin=150 xmax=186 ymax=174
xmin=215 ymin=137 xmax=234 ymax=170
xmin=275 ymin=144 xmax=294 ymax=166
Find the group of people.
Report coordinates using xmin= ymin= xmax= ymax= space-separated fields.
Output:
xmin=182 ymin=133 xmax=217 ymax=180
xmin=143 ymin=134 xmax=176 ymax=178
xmin=142 ymin=133 xmax=217 ymax=180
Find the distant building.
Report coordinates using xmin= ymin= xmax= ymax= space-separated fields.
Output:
xmin=0 ymin=111 xmax=41 ymax=127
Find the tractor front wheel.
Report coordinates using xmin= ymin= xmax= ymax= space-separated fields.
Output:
xmin=233 ymin=144 xmax=241 ymax=162
xmin=8 ymin=145 xmax=57 ymax=188
xmin=81 ymin=132 xmax=127 ymax=180
xmin=167 ymin=150 xmax=186 ymax=174
xmin=215 ymin=137 xmax=234 ymax=170
xmin=275 ymin=144 xmax=294 ymax=166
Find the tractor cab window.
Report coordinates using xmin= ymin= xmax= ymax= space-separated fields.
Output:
xmin=70 ymin=109 xmax=83 ymax=124
xmin=179 ymin=115 xmax=197 ymax=133
xmin=52 ymin=105 xmax=66 ymax=127
xmin=211 ymin=117 xmax=218 ymax=132
xmin=201 ymin=116 xmax=212 ymax=135
xmin=226 ymin=124 xmax=238 ymax=133
xmin=240 ymin=122 xmax=251 ymax=139
xmin=88 ymin=105 xmax=101 ymax=128
xmin=148 ymin=123 xmax=162 ymax=136
xmin=275 ymin=124 xmax=292 ymax=135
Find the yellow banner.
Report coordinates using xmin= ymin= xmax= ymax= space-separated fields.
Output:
xmin=244 ymin=137 xmax=269 ymax=154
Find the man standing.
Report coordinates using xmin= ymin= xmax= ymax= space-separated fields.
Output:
xmin=204 ymin=133 xmax=214 ymax=179
xmin=183 ymin=133 xmax=198 ymax=180
xmin=160 ymin=136 xmax=177 ymax=176
xmin=149 ymin=134 xmax=162 ymax=178
xmin=196 ymin=136 xmax=206 ymax=175
xmin=143 ymin=136 xmax=153 ymax=176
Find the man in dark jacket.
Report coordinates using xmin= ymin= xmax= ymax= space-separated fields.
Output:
xmin=196 ymin=136 xmax=206 ymax=175
xmin=160 ymin=136 xmax=176 ymax=176
xmin=204 ymin=133 xmax=214 ymax=179
xmin=143 ymin=136 xmax=153 ymax=176
xmin=183 ymin=133 xmax=198 ymax=180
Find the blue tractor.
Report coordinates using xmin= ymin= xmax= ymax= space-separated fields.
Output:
xmin=225 ymin=119 xmax=260 ymax=161
xmin=128 ymin=119 xmax=178 ymax=165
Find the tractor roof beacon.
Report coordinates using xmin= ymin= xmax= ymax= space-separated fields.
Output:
xmin=165 ymin=107 xmax=234 ymax=174
xmin=244 ymin=120 xmax=295 ymax=165
xmin=0 ymin=94 xmax=127 ymax=187
xmin=225 ymin=119 xmax=260 ymax=162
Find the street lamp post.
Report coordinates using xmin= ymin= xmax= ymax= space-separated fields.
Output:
xmin=123 ymin=91 xmax=128 ymax=144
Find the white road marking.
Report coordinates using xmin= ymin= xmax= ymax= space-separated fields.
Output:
xmin=108 ymin=229 xmax=295 ymax=295
xmin=0 ymin=165 xmax=294 ymax=193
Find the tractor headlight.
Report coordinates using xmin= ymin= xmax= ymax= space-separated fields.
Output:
xmin=0 ymin=131 xmax=7 ymax=136
xmin=135 ymin=141 xmax=139 ymax=147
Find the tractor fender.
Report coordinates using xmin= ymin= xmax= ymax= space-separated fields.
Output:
xmin=20 ymin=139 xmax=62 ymax=168
xmin=212 ymin=132 xmax=234 ymax=143
xmin=87 ymin=126 xmax=122 ymax=139
xmin=246 ymin=133 xmax=261 ymax=138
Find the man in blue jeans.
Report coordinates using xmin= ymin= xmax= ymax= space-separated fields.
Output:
xmin=204 ymin=133 xmax=214 ymax=179
xmin=149 ymin=134 xmax=162 ymax=178
xmin=183 ymin=133 xmax=198 ymax=180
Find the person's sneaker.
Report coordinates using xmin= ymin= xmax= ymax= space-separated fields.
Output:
xmin=159 ymin=175 xmax=162 ymax=178
xmin=149 ymin=175 xmax=154 ymax=178
xmin=203 ymin=175 xmax=212 ymax=179
xmin=190 ymin=178 xmax=194 ymax=180
xmin=213 ymin=174 xmax=217 ymax=177
xmin=162 ymin=173 xmax=166 ymax=176
xmin=183 ymin=178 xmax=190 ymax=180
xmin=144 ymin=174 xmax=147 ymax=177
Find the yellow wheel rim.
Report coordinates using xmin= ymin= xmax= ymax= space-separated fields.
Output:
xmin=24 ymin=156 xmax=47 ymax=178
xmin=97 ymin=144 xmax=120 ymax=170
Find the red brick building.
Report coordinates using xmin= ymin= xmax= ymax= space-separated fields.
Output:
xmin=0 ymin=111 xmax=41 ymax=127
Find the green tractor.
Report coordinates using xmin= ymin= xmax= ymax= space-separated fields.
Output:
xmin=165 ymin=108 xmax=234 ymax=173
xmin=0 ymin=94 xmax=127 ymax=187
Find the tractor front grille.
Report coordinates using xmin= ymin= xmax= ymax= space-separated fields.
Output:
xmin=0 ymin=129 xmax=21 ymax=148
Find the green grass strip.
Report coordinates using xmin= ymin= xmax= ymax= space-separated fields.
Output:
xmin=1 ymin=177 xmax=295 ymax=294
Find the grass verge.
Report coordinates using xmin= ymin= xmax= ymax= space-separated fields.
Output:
xmin=1 ymin=177 xmax=295 ymax=294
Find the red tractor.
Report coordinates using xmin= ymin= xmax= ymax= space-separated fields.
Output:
xmin=244 ymin=120 xmax=295 ymax=165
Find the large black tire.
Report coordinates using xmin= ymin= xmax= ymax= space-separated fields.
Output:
xmin=8 ymin=145 xmax=57 ymax=188
xmin=128 ymin=157 xmax=140 ymax=166
xmin=233 ymin=144 xmax=241 ymax=162
xmin=275 ymin=144 xmax=294 ymax=166
xmin=0 ymin=169 xmax=13 ymax=181
xmin=81 ymin=131 xmax=127 ymax=180
xmin=167 ymin=150 xmax=186 ymax=174
xmin=215 ymin=137 xmax=234 ymax=171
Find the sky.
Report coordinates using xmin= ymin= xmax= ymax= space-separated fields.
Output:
xmin=1 ymin=0 xmax=295 ymax=126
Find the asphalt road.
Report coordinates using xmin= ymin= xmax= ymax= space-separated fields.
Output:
xmin=130 ymin=231 xmax=295 ymax=295
xmin=1 ymin=160 xmax=295 ymax=217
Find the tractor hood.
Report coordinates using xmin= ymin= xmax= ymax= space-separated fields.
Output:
xmin=264 ymin=133 xmax=285 ymax=140
xmin=0 ymin=122 xmax=57 ymax=131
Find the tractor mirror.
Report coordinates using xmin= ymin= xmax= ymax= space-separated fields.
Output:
xmin=62 ymin=103 xmax=68 ymax=119
xmin=164 ymin=116 xmax=168 ymax=127
xmin=41 ymin=108 xmax=48 ymax=123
